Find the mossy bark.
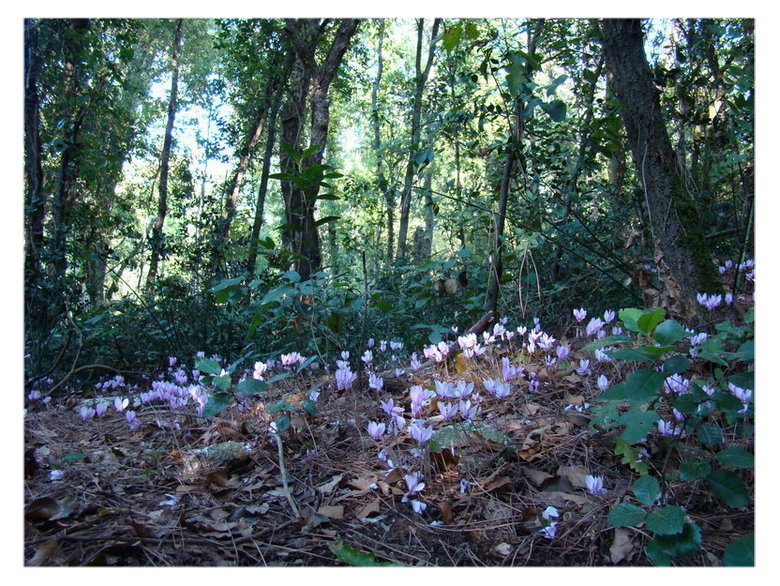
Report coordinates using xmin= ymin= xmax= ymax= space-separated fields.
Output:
xmin=601 ymin=19 xmax=721 ymax=321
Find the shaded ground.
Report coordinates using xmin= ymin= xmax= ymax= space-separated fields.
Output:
xmin=24 ymin=337 xmax=753 ymax=568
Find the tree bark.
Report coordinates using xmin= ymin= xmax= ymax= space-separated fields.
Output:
xmin=280 ymin=18 xmax=359 ymax=281
xmin=396 ymin=18 xmax=441 ymax=262
xmin=601 ymin=19 xmax=721 ymax=320
xmin=147 ymin=18 xmax=183 ymax=290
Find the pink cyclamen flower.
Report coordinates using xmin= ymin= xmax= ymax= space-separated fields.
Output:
xmin=366 ymin=421 xmax=386 ymax=440
xmin=597 ymin=375 xmax=610 ymax=392
xmin=253 ymin=361 xmax=268 ymax=380
xmin=79 ymin=406 xmax=96 ymax=421
xmin=573 ymin=308 xmax=587 ymax=322
xmin=576 ymin=359 xmax=591 ymax=376
xmin=368 ymin=373 xmax=384 ymax=391
xmin=555 ymin=345 xmax=571 ymax=361
xmin=585 ymin=317 xmax=604 ymax=337
xmin=438 ymin=401 xmax=459 ymax=420
xmin=114 ymin=397 xmax=129 ymax=413
xmin=409 ymin=422 xmax=433 ymax=445
xmin=603 ymin=310 xmax=616 ymax=324
xmin=585 ymin=475 xmax=607 ymax=495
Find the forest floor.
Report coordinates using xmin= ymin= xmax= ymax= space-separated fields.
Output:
xmin=23 ymin=326 xmax=753 ymax=567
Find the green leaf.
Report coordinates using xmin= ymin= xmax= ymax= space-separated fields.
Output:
xmin=632 ymin=475 xmax=660 ymax=506
xmin=728 ymin=371 xmax=754 ymax=390
xmin=679 ymin=459 xmax=711 ymax=481
xmin=637 ymin=308 xmax=665 ymax=335
xmin=646 ymin=522 xmax=702 ymax=565
xmin=202 ymin=394 xmax=231 ymax=418
xmin=213 ymin=374 xmax=231 ymax=392
xmin=599 ymin=381 xmax=627 ymax=401
xmin=275 ymin=414 xmax=290 ymax=432
xmin=619 ymin=308 xmax=644 ymax=333
xmin=662 ymin=354 xmax=690 ymax=375
xmin=314 ymin=215 xmax=341 ymax=227
xmin=329 ymin=541 xmax=401 ymax=566
xmin=607 ymin=502 xmax=647 ymax=527
xmin=645 ymin=505 xmax=686 ymax=535
xmin=195 ymin=358 xmax=222 ymax=375
xmin=234 ymin=379 xmax=267 ymax=396
xmin=706 ymin=469 xmax=751 ymax=507
xmin=608 ymin=347 xmax=658 ymax=363
xmin=209 ymin=276 xmax=243 ymax=293
xmin=619 ymin=406 xmax=659 ymax=443
xmin=541 ymin=99 xmax=567 ymax=122
xmin=715 ymin=447 xmax=754 ymax=469
xmin=723 ymin=534 xmax=754 ymax=566
xmin=613 ymin=437 xmax=649 ymax=474
xmin=442 ymin=23 xmax=463 ymax=52
xmin=624 ymin=369 xmax=666 ymax=404
xmin=653 ymin=319 xmax=685 ymax=344
xmin=696 ymin=422 xmax=724 ymax=449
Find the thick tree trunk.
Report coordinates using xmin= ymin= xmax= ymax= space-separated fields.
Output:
xmin=147 ymin=18 xmax=183 ymax=290
xmin=601 ymin=19 xmax=721 ymax=320
xmin=396 ymin=18 xmax=441 ymax=262
xmin=280 ymin=18 xmax=359 ymax=281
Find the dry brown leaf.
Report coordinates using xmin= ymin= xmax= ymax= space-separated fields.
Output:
xmin=355 ymin=498 xmax=382 ymax=520
xmin=317 ymin=473 xmax=344 ymax=494
xmin=482 ymin=475 xmax=512 ymax=492
xmin=438 ymin=501 xmax=453 ymax=524
xmin=610 ymin=528 xmax=635 ymax=564
xmin=558 ymin=464 xmax=589 ymax=488
xmin=28 ymin=539 xmax=58 ymax=566
xmin=317 ymin=504 xmax=344 ymax=520
xmin=348 ymin=474 xmax=378 ymax=491
xmin=520 ymin=466 xmax=554 ymax=487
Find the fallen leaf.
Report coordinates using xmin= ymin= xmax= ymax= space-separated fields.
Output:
xmin=28 ymin=539 xmax=58 ymax=566
xmin=493 ymin=542 xmax=512 ymax=557
xmin=348 ymin=474 xmax=379 ymax=491
xmin=483 ymin=475 xmax=512 ymax=492
xmin=317 ymin=473 xmax=344 ymax=494
xmin=521 ymin=403 xmax=542 ymax=416
xmin=521 ymin=467 xmax=554 ymax=487
xmin=318 ymin=505 xmax=345 ymax=520
xmin=558 ymin=465 xmax=589 ymax=489
xmin=610 ymin=528 xmax=635 ymax=564
xmin=355 ymin=498 xmax=382 ymax=520
xmin=438 ymin=501 xmax=454 ymax=523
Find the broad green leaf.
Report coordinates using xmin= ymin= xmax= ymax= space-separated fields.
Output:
xmin=653 ymin=319 xmax=685 ymax=344
xmin=275 ymin=414 xmax=290 ymax=432
xmin=696 ymin=422 xmax=724 ymax=449
xmin=637 ymin=308 xmax=665 ymax=335
xmin=673 ymin=393 xmax=700 ymax=415
xmin=209 ymin=276 xmax=243 ymax=293
xmin=607 ymin=502 xmax=646 ymax=527
xmin=619 ymin=406 xmax=659 ymax=443
xmin=679 ymin=459 xmax=711 ymax=481
xmin=608 ymin=347 xmax=658 ymax=363
xmin=646 ymin=522 xmax=702 ymax=565
xmin=314 ymin=215 xmax=341 ymax=227
xmin=662 ymin=354 xmax=690 ymax=375
xmin=202 ymin=394 xmax=231 ymax=418
xmin=632 ymin=475 xmax=660 ymax=506
xmin=599 ymin=381 xmax=628 ymax=401
xmin=195 ymin=358 xmax=222 ymax=376
xmin=624 ymin=369 xmax=666 ymax=404
xmin=213 ymin=374 xmax=231 ymax=392
xmin=613 ymin=437 xmax=649 ymax=474
xmin=619 ymin=308 xmax=644 ymax=333
xmin=728 ymin=371 xmax=754 ymax=390
xmin=442 ymin=24 xmax=463 ymax=52
xmin=723 ymin=534 xmax=754 ymax=566
xmin=645 ymin=505 xmax=686 ymax=535
xmin=715 ymin=447 xmax=754 ymax=469
xmin=706 ymin=469 xmax=751 ymax=507
xmin=541 ymin=99 xmax=567 ymax=122
xmin=234 ymin=379 xmax=267 ymax=396
xmin=580 ymin=334 xmax=633 ymax=351
xmin=329 ymin=541 xmax=401 ymax=566
xmin=260 ymin=285 xmax=295 ymax=306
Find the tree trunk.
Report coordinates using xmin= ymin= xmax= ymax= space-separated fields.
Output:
xmin=280 ymin=18 xmax=359 ymax=281
xmin=601 ymin=19 xmax=721 ymax=320
xmin=396 ymin=18 xmax=441 ymax=262
xmin=24 ymin=19 xmax=47 ymax=329
xmin=147 ymin=18 xmax=183 ymax=290
xmin=246 ymin=84 xmax=285 ymax=276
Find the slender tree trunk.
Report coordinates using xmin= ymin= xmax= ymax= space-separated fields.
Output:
xmin=147 ymin=18 xmax=183 ymax=290
xmin=483 ymin=20 xmax=541 ymax=315
xmin=396 ymin=18 xmax=441 ymax=262
xmin=601 ymin=19 xmax=721 ymax=321
xmin=24 ymin=19 xmax=47 ymax=329
xmin=370 ymin=20 xmax=395 ymax=264
xmin=247 ymin=87 xmax=284 ymax=276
